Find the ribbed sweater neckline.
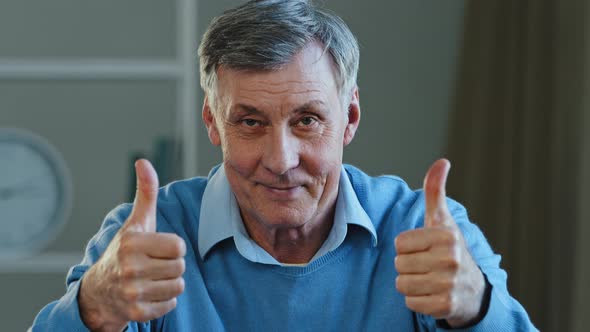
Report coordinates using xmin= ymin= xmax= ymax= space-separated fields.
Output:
xmin=266 ymin=237 xmax=354 ymax=277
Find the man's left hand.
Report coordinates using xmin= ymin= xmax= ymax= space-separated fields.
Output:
xmin=394 ymin=159 xmax=486 ymax=327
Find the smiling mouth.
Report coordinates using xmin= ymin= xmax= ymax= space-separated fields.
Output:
xmin=258 ymin=183 xmax=303 ymax=197
xmin=256 ymin=180 xmax=303 ymax=190
xmin=264 ymin=185 xmax=298 ymax=190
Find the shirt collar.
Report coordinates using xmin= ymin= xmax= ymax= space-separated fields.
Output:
xmin=198 ymin=165 xmax=378 ymax=263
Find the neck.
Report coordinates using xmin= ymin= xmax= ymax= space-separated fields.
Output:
xmin=241 ymin=206 xmax=336 ymax=264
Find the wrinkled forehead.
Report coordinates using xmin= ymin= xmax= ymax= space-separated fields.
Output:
xmin=214 ymin=42 xmax=341 ymax=113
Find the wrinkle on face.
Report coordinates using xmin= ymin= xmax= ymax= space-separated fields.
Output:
xmin=204 ymin=41 xmax=358 ymax=263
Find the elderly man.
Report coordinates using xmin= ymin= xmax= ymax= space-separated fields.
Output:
xmin=32 ymin=0 xmax=536 ymax=331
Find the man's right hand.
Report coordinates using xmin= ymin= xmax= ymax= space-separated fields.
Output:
xmin=79 ymin=159 xmax=186 ymax=332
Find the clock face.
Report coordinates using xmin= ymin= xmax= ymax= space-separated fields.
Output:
xmin=0 ymin=128 xmax=72 ymax=258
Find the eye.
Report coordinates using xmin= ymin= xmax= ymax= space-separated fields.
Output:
xmin=241 ymin=119 xmax=260 ymax=127
xmin=298 ymin=116 xmax=317 ymax=126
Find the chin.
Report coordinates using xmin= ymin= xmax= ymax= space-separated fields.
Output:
xmin=256 ymin=208 xmax=314 ymax=229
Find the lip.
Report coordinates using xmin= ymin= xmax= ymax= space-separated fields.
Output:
xmin=266 ymin=185 xmax=297 ymax=190
xmin=259 ymin=183 xmax=302 ymax=199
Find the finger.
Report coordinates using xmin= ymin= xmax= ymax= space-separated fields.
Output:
xmin=144 ymin=258 xmax=186 ymax=280
xmin=129 ymin=298 xmax=177 ymax=322
xmin=395 ymin=228 xmax=443 ymax=254
xmin=405 ymin=294 xmax=453 ymax=319
xmin=423 ymin=158 xmax=452 ymax=228
xmin=135 ymin=233 xmax=187 ymax=259
xmin=395 ymin=252 xmax=439 ymax=274
xmin=141 ymin=277 xmax=185 ymax=302
xmin=127 ymin=159 xmax=159 ymax=232
xmin=396 ymin=273 xmax=453 ymax=296
xmin=123 ymin=256 xmax=185 ymax=280
xmin=395 ymin=244 xmax=460 ymax=274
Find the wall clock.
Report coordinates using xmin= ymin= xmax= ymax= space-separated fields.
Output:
xmin=0 ymin=128 xmax=72 ymax=258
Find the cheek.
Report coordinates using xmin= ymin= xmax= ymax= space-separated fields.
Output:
xmin=301 ymin=134 xmax=344 ymax=173
xmin=222 ymin=137 xmax=261 ymax=175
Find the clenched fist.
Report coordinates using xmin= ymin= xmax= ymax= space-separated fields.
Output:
xmin=79 ymin=159 xmax=187 ymax=332
xmin=394 ymin=159 xmax=486 ymax=327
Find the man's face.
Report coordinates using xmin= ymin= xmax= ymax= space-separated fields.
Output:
xmin=203 ymin=42 xmax=360 ymax=233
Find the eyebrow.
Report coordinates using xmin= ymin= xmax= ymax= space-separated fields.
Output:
xmin=233 ymin=104 xmax=264 ymax=116
xmin=294 ymin=100 xmax=328 ymax=113
xmin=233 ymin=100 xmax=328 ymax=116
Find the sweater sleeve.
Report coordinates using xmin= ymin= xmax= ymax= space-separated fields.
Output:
xmin=29 ymin=204 xmax=149 ymax=332
xmin=417 ymin=202 xmax=539 ymax=332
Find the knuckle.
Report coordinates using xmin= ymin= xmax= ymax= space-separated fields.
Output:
xmin=451 ymin=228 xmax=462 ymax=242
xmin=122 ymin=285 xmax=141 ymax=302
xmin=443 ymin=255 xmax=460 ymax=270
xmin=439 ymin=229 xmax=458 ymax=246
xmin=431 ymin=210 xmax=446 ymax=224
xmin=178 ymin=258 xmax=186 ymax=275
xmin=120 ymin=264 xmax=140 ymax=279
xmin=118 ymin=235 xmax=138 ymax=257
xmin=440 ymin=277 xmax=454 ymax=291
xmin=451 ymin=248 xmax=462 ymax=270
xmin=127 ymin=304 xmax=149 ymax=322
xmin=174 ymin=277 xmax=186 ymax=295
xmin=154 ymin=299 xmax=177 ymax=319
xmin=394 ymin=256 xmax=400 ymax=270
xmin=450 ymin=247 xmax=463 ymax=270
xmin=394 ymin=256 xmax=405 ymax=272
xmin=119 ymin=230 xmax=136 ymax=246
xmin=394 ymin=236 xmax=403 ymax=251
xmin=172 ymin=237 xmax=187 ymax=257
xmin=437 ymin=294 xmax=454 ymax=317
xmin=395 ymin=276 xmax=403 ymax=292
xmin=162 ymin=235 xmax=185 ymax=257
xmin=166 ymin=298 xmax=178 ymax=312
xmin=405 ymin=297 xmax=418 ymax=311
xmin=116 ymin=247 xmax=127 ymax=262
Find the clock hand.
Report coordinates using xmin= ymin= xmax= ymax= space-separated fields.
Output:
xmin=1 ymin=173 xmax=50 ymax=191
xmin=0 ymin=184 xmax=44 ymax=200
xmin=1 ymin=172 xmax=55 ymax=198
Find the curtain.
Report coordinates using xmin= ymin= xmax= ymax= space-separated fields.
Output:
xmin=573 ymin=87 xmax=590 ymax=331
xmin=446 ymin=0 xmax=586 ymax=330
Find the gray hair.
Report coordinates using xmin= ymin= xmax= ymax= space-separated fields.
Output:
xmin=198 ymin=0 xmax=360 ymax=110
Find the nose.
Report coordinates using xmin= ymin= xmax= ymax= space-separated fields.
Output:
xmin=262 ymin=127 xmax=300 ymax=175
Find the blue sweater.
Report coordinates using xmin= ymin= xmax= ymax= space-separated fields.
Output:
xmin=31 ymin=165 xmax=537 ymax=331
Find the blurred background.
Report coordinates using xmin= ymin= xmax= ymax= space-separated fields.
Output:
xmin=0 ymin=0 xmax=587 ymax=331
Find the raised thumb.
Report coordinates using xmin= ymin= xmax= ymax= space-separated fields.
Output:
xmin=423 ymin=158 xmax=452 ymax=228
xmin=127 ymin=159 xmax=159 ymax=232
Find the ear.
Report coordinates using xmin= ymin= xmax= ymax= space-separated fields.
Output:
xmin=343 ymin=86 xmax=361 ymax=146
xmin=202 ymin=94 xmax=221 ymax=146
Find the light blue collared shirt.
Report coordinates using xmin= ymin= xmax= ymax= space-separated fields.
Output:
xmin=198 ymin=165 xmax=378 ymax=266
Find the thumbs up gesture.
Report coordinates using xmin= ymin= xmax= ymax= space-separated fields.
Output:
xmin=394 ymin=159 xmax=486 ymax=327
xmin=79 ymin=159 xmax=186 ymax=331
